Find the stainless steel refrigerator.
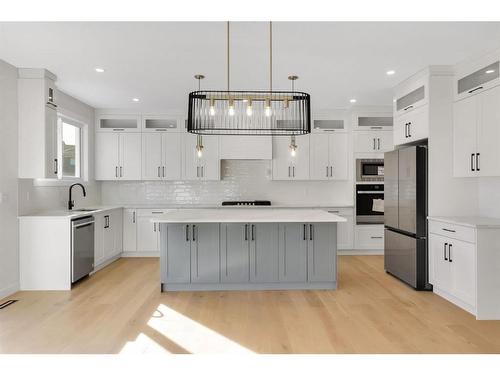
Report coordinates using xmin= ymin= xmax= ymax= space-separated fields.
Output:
xmin=384 ymin=144 xmax=431 ymax=290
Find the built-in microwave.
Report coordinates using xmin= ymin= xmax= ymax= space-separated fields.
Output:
xmin=356 ymin=158 xmax=384 ymax=182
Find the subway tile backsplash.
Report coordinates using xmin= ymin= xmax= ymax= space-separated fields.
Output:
xmin=101 ymin=160 xmax=354 ymax=206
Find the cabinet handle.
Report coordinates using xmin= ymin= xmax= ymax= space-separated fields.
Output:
xmin=132 ymin=211 xmax=136 ymax=223
xmin=158 ymin=166 xmax=161 ymax=177
xmin=104 ymin=215 xmax=109 ymax=229
xmin=326 ymin=166 xmax=329 ymax=177
xmin=442 ymin=228 xmax=456 ymax=233
xmin=153 ymin=223 xmax=156 ymax=232
xmin=444 ymin=242 xmax=448 ymax=261
xmin=404 ymin=105 xmax=414 ymax=111
xmin=476 ymin=153 xmax=480 ymax=172
xmin=377 ymin=138 xmax=380 ymax=150
xmin=288 ymin=166 xmax=291 ymax=178
xmin=115 ymin=166 xmax=118 ymax=178
xmin=112 ymin=128 xmax=125 ymax=131
xmin=408 ymin=122 xmax=412 ymax=137
xmin=370 ymin=126 xmax=383 ymax=130
xmin=370 ymin=236 xmax=383 ymax=239
xmin=310 ymin=224 xmax=313 ymax=240
xmin=330 ymin=166 xmax=333 ymax=177
xmin=244 ymin=224 xmax=248 ymax=241
xmin=405 ymin=123 xmax=408 ymax=138
xmin=293 ymin=166 xmax=295 ymax=178
xmin=162 ymin=166 xmax=165 ymax=177
xmin=448 ymin=244 xmax=453 ymax=263
xmin=192 ymin=225 xmax=196 ymax=241
xmin=54 ymin=159 xmax=58 ymax=175
xmin=251 ymin=224 xmax=255 ymax=241
xmin=120 ymin=166 xmax=123 ymax=177
xmin=303 ymin=224 xmax=307 ymax=241
xmin=201 ymin=166 xmax=204 ymax=178
xmin=468 ymin=86 xmax=483 ymax=94
xmin=471 ymin=153 xmax=475 ymax=171
xmin=373 ymin=138 xmax=376 ymax=150
xmin=186 ymin=225 xmax=190 ymax=241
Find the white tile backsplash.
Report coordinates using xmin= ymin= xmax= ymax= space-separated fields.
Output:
xmin=101 ymin=160 xmax=354 ymax=206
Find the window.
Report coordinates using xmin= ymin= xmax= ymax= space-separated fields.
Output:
xmin=58 ymin=116 xmax=82 ymax=179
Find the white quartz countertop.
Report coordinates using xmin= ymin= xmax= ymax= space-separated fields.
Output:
xmin=130 ymin=204 xmax=354 ymax=209
xmin=150 ymin=208 xmax=347 ymax=223
xmin=428 ymin=216 xmax=500 ymax=229
xmin=19 ymin=206 xmax=123 ymax=219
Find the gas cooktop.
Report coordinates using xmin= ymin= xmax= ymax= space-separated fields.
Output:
xmin=221 ymin=200 xmax=272 ymax=206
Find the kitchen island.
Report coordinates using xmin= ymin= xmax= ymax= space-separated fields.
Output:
xmin=152 ymin=208 xmax=346 ymax=291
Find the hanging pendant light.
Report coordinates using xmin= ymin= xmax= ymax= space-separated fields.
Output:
xmin=288 ymin=75 xmax=299 ymax=156
xmin=187 ymin=22 xmax=310 ymax=136
xmin=194 ymin=75 xmax=205 ymax=158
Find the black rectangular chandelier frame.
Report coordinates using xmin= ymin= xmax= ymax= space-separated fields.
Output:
xmin=187 ymin=90 xmax=311 ymax=136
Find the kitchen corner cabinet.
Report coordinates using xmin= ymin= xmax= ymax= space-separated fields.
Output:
xmin=142 ymin=132 xmax=182 ymax=180
xmin=94 ymin=209 xmax=123 ymax=268
xmin=353 ymin=131 xmax=393 ymax=153
xmin=18 ymin=69 xmax=59 ymax=178
xmin=272 ymin=135 xmax=310 ymax=180
xmin=453 ymin=85 xmax=500 ymax=177
xmin=136 ymin=209 xmax=166 ymax=253
xmin=123 ymin=209 xmax=137 ymax=253
xmin=310 ymin=133 xmax=349 ymax=180
xmin=428 ymin=218 xmax=500 ymax=320
xmin=183 ymin=133 xmax=220 ymax=180
xmin=95 ymin=132 xmax=142 ymax=180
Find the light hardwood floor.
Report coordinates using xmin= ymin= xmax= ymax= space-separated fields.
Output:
xmin=2 ymin=256 xmax=500 ymax=354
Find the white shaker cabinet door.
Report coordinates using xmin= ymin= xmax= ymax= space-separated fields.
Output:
xmin=137 ymin=216 xmax=159 ymax=252
xmin=272 ymin=137 xmax=293 ymax=180
xmin=95 ymin=133 xmax=120 ymax=180
xmin=450 ymin=240 xmax=476 ymax=307
xmin=162 ymin=132 xmax=182 ymax=180
xmin=119 ymin=133 xmax=142 ymax=180
xmin=123 ymin=209 xmax=137 ymax=253
xmin=477 ymin=85 xmax=500 ymax=177
xmin=142 ymin=133 xmax=163 ymax=180
xmin=329 ymin=133 xmax=349 ymax=180
xmin=309 ymin=133 xmax=330 ymax=180
xmin=453 ymin=95 xmax=478 ymax=177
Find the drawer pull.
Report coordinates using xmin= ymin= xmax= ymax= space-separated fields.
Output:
xmin=442 ymin=228 xmax=456 ymax=233
xmin=371 ymin=236 xmax=383 ymax=239
xmin=468 ymin=86 xmax=483 ymax=94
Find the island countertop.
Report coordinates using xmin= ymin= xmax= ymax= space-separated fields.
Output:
xmin=151 ymin=208 xmax=347 ymax=223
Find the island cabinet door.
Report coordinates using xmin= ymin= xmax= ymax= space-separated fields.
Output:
xmin=307 ymin=223 xmax=336 ymax=282
xmin=220 ymin=224 xmax=250 ymax=283
xmin=279 ymin=223 xmax=308 ymax=282
xmin=162 ymin=224 xmax=191 ymax=284
xmin=250 ymin=223 xmax=279 ymax=283
xmin=191 ymin=223 xmax=220 ymax=283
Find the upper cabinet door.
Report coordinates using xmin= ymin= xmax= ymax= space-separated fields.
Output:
xmin=376 ymin=131 xmax=394 ymax=152
xmin=453 ymin=95 xmax=479 ymax=177
xmin=291 ymin=135 xmax=310 ymax=180
xmin=354 ymin=132 xmax=382 ymax=153
xmin=97 ymin=114 xmax=141 ymax=132
xmin=142 ymin=115 xmax=181 ymax=133
xmin=183 ymin=133 xmax=199 ymax=180
xmin=142 ymin=133 xmax=163 ymax=180
xmin=477 ymin=85 xmax=500 ymax=177
xmin=162 ymin=132 xmax=182 ymax=180
xmin=328 ymin=133 xmax=349 ymax=180
xmin=119 ymin=133 xmax=142 ymax=180
xmin=45 ymin=107 xmax=59 ymax=178
xmin=199 ymin=135 xmax=220 ymax=180
xmin=95 ymin=133 xmax=120 ymax=180
xmin=455 ymin=57 xmax=500 ymax=102
xmin=309 ymin=133 xmax=330 ymax=180
xmin=272 ymin=137 xmax=293 ymax=180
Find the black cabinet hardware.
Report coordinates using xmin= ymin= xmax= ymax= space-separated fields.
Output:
xmin=468 ymin=86 xmax=483 ymax=94
xmin=448 ymin=244 xmax=453 ymax=262
xmin=373 ymin=138 xmax=376 ymax=150
xmin=54 ymin=159 xmax=58 ymax=174
xmin=330 ymin=166 xmax=333 ymax=177
xmin=444 ymin=242 xmax=448 ymax=260
xmin=251 ymin=224 xmax=255 ymax=241
xmin=185 ymin=225 xmax=189 ymax=241
xmin=377 ymin=138 xmax=380 ymax=150
xmin=244 ymin=224 xmax=248 ymax=241
xmin=120 ymin=166 xmax=123 ymax=177
xmin=192 ymin=225 xmax=196 ymax=241
xmin=310 ymin=224 xmax=313 ymax=240
xmin=404 ymin=105 xmax=414 ymax=111
xmin=326 ymin=166 xmax=329 ymax=177
xmin=471 ymin=154 xmax=475 ymax=171
xmin=476 ymin=153 xmax=480 ymax=171
xmin=132 ymin=211 xmax=136 ymax=223
xmin=158 ymin=166 xmax=161 ymax=177
xmin=303 ymin=224 xmax=307 ymax=240
xmin=115 ymin=166 xmax=118 ymax=178
xmin=442 ymin=228 xmax=456 ymax=233
xmin=104 ymin=215 xmax=109 ymax=229
xmin=162 ymin=166 xmax=165 ymax=177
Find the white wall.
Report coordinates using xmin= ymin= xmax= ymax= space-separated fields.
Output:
xmin=18 ymin=90 xmax=101 ymax=215
xmin=101 ymin=160 xmax=354 ymax=207
xmin=0 ymin=60 xmax=20 ymax=298
xmin=478 ymin=178 xmax=500 ymax=218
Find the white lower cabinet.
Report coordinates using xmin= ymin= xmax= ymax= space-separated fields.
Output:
xmin=326 ymin=208 xmax=354 ymax=250
xmin=428 ymin=218 xmax=500 ymax=320
xmin=94 ymin=208 xmax=123 ymax=268
xmin=354 ymin=224 xmax=384 ymax=250
xmin=123 ymin=209 xmax=137 ymax=253
xmin=136 ymin=209 xmax=167 ymax=253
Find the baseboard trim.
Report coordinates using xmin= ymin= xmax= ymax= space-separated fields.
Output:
xmin=92 ymin=253 xmax=121 ymax=274
xmin=338 ymin=249 xmax=383 ymax=255
xmin=161 ymin=281 xmax=337 ymax=292
xmin=121 ymin=251 xmax=160 ymax=258
xmin=0 ymin=282 xmax=20 ymax=300
xmin=433 ymin=286 xmax=476 ymax=318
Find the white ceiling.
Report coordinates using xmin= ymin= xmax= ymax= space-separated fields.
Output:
xmin=2 ymin=22 xmax=500 ymax=112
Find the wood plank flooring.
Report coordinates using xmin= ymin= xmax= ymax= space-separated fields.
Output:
xmin=2 ymin=256 xmax=500 ymax=354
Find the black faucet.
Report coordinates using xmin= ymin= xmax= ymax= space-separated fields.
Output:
xmin=68 ymin=183 xmax=86 ymax=210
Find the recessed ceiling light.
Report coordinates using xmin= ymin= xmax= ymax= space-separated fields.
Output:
xmin=486 ymin=69 xmax=495 ymax=74
xmin=132 ymin=98 xmax=140 ymax=102
xmin=386 ymin=70 xmax=396 ymax=76
xmin=350 ymin=99 xmax=357 ymax=103
xmin=95 ymin=67 xmax=105 ymax=73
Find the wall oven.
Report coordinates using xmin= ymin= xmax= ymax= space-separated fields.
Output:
xmin=356 ymin=184 xmax=384 ymax=224
xmin=356 ymin=158 xmax=384 ymax=182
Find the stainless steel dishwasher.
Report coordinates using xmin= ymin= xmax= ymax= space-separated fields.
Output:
xmin=71 ymin=216 xmax=95 ymax=283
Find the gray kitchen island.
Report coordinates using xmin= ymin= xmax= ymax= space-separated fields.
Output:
xmin=151 ymin=208 xmax=346 ymax=291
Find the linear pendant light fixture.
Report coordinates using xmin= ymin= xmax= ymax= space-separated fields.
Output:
xmin=187 ymin=22 xmax=311 ymax=136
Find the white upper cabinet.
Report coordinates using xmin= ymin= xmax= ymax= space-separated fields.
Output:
xmin=272 ymin=135 xmax=310 ymax=180
xmin=353 ymin=131 xmax=393 ymax=153
xmin=394 ymin=71 xmax=429 ymax=117
xmin=142 ymin=132 xmax=182 ymax=180
xmin=142 ymin=115 xmax=182 ymax=132
xmin=183 ymin=133 xmax=220 ymax=180
xmin=18 ymin=69 xmax=59 ymax=178
xmin=353 ymin=114 xmax=393 ymax=131
xmin=310 ymin=133 xmax=349 ymax=180
xmin=95 ymin=133 xmax=141 ymax=180
xmin=312 ymin=119 xmax=347 ymax=132
xmin=454 ymin=49 xmax=500 ymax=102
xmin=96 ymin=114 xmax=141 ymax=132
xmin=453 ymin=85 xmax=500 ymax=177
xmin=394 ymin=105 xmax=429 ymax=146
